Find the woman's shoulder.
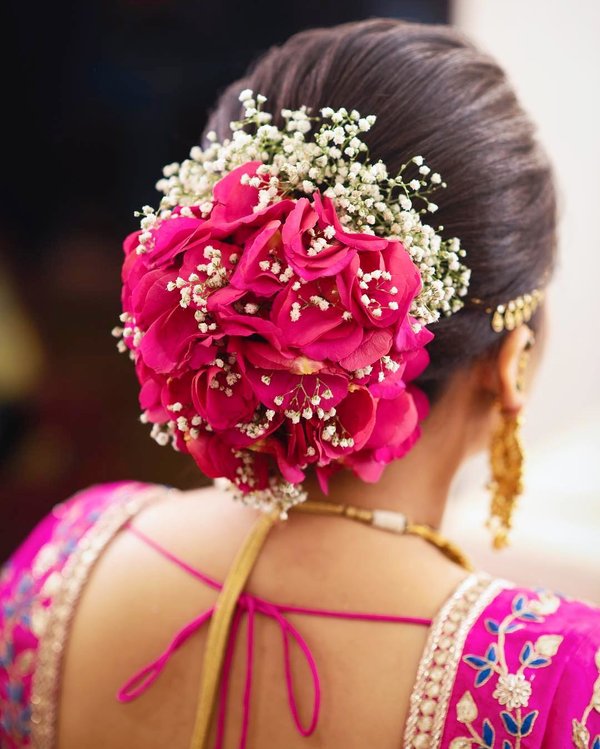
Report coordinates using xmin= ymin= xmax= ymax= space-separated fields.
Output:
xmin=480 ymin=582 xmax=600 ymax=671
xmin=0 ymin=480 xmax=168 ymax=748
xmin=441 ymin=579 xmax=600 ymax=749
xmin=1 ymin=479 xmax=175 ymax=636
xmin=481 ymin=580 xmax=600 ymax=643
xmin=1 ymin=480 xmax=166 ymax=588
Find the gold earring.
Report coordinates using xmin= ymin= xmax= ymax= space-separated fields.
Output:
xmin=516 ymin=339 xmax=533 ymax=392
xmin=487 ymin=408 xmax=524 ymax=549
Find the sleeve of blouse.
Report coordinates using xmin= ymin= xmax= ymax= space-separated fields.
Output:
xmin=543 ymin=599 xmax=600 ymax=749
xmin=0 ymin=481 xmax=152 ymax=748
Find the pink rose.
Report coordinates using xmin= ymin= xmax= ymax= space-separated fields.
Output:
xmin=271 ymin=276 xmax=363 ymax=361
xmin=338 ymin=242 xmax=421 ymax=329
xmin=284 ymin=419 xmax=316 ymax=470
xmin=229 ymin=219 xmax=288 ymax=296
xmin=209 ymin=161 xmax=264 ymax=231
xmin=312 ymin=192 xmax=388 ymax=251
xmin=253 ymin=436 xmax=306 ymax=485
xmin=282 ymin=198 xmax=354 ymax=280
xmin=207 ymin=285 xmax=282 ymax=343
xmin=316 ymin=386 xmax=377 ymax=464
xmin=138 ymin=305 xmax=202 ymax=374
xmin=241 ymin=340 xmax=349 ymax=412
xmin=191 ymin=357 xmax=258 ymax=431
xmin=394 ymin=318 xmax=434 ymax=381
xmin=281 ymin=193 xmax=389 ymax=283
xmin=136 ymin=360 xmax=169 ymax=423
xmin=209 ymin=162 xmax=295 ymax=239
xmin=186 ymin=431 xmax=246 ymax=483
xmin=146 ymin=216 xmax=211 ymax=269
xmin=346 ymin=386 xmax=428 ymax=483
xmin=127 ymin=268 xmax=177 ymax=328
xmin=338 ymin=329 xmax=393 ymax=371
xmin=120 ymin=160 xmax=436 ymax=499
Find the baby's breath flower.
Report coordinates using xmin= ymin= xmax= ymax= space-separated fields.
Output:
xmin=137 ymin=91 xmax=469 ymax=325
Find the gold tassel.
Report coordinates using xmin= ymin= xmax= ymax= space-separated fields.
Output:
xmin=487 ymin=409 xmax=524 ymax=549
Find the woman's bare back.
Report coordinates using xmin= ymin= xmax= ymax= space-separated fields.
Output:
xmin=56 ymin=486 xmax=467 ymax=748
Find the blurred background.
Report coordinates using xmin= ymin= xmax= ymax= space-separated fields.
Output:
xmin=1 ymin=1 xmax=598 ymax=601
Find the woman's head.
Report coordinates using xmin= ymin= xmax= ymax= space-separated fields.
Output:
xmin=206 ymin=18 xmax=557 ymax=403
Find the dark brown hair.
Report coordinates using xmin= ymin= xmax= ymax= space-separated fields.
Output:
xmin=206 ymin=18 xmax=557 ymax=401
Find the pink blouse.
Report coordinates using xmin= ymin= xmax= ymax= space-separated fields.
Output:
xmin=1 ymin=481 xmax=599 ymax=748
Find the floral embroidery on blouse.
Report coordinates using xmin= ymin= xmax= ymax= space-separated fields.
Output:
xmin=0 ymin=563 xmax=69 ymax=743
xmin=0 ymin=490 xmax=120 ymax=746
xmin=450 ymin=589 xmax=563 ymax=749
xmin=0 ymin=568 xmax=37 ymax=743
xmin=572 ymin=648 xmax=600 ymax=749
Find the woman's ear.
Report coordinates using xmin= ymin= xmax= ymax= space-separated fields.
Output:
xmin=477 ymin=325 xmax=535 ymax=412
xmin=496 ymin=325 xmax=535 ymax=413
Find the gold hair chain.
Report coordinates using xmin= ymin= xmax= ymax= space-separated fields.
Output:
xmin=469 ymin=288 xmax=544 ymax=332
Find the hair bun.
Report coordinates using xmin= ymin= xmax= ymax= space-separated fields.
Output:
xmin=115 ymin=94 xmax=468 ymax=512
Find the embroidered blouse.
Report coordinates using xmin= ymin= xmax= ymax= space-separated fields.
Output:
xmin=1 ymin=481 xmax=599 ymax=748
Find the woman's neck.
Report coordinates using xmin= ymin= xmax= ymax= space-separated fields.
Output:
xmin=302 ymin=451 xmax=451 ymax=529
xmin=301 ymin=380 xmax=479 ymax=529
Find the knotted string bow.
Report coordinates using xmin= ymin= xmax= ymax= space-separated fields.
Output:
xmin=118 ymin=522 xmax=431 ymax=749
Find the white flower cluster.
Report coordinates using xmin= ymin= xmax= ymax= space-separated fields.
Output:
xmin=138 ymin=90 xmax=470 ymax=324
xmin=224 ymin=474 xmax=308 ymax=519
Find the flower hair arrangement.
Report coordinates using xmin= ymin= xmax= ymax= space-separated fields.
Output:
xmin=115 ymin=90 xmax=470 ymax=514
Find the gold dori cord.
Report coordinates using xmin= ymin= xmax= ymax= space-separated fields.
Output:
xmin=189 ymin=507 xmax=281 ymax=749
xmin=189 ymin=497 xmax=472 ymax=748
xmin=292 ymin=498 xmax=374 ymax=524
xmin=404 ymin=523 xmax=473 ymax=571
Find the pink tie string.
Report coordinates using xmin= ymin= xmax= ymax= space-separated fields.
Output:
xmin=118 ymin=523 xmax=432 ymax=749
